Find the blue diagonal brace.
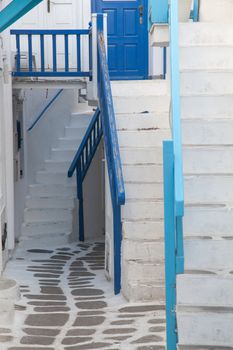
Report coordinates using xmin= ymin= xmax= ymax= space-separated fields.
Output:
xmin=0 ymin=0 xmax=43 ymax=33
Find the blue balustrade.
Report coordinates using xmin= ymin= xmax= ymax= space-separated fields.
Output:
xmin=68 ymin=109 xmax=103 ymax=242
xmin=163 ymin=0 xmax=185 ymax=348
xmin=190 ymin=0 xmax=200 ymax=22
xmin=96 ymin=13 xmax=125 ymax=295
xmin=11 ymin=29 xmax=91 ymax=77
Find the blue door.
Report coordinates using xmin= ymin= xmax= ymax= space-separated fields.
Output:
xmin=93 ymin=0 xmax=148 ymax=80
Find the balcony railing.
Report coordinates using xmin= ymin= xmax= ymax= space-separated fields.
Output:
xmin=11 ymin=29 xmax=91 ymax=77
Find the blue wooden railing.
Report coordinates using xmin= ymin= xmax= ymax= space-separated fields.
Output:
xmin=97 ymin=14 xmax=125 ymax=295
xmin=11 ymin=29 xmax=91 ymax=77
xmin=28 ymin=89 xmax=63 ymax=131
xmin=190 ymin=0 xmax=200 ymax=22
xmin=67 ymin=109 xmax=103 ymax=242
xmin=163 ymin=0 xmax=185 ymax=349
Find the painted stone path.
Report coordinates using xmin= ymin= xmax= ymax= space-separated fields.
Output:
xmin=1 ymin=239 xmax=166 ymax=350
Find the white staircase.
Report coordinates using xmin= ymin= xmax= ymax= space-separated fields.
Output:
xmin=111 ymin=80 xmax=170 ymax=302
xmin=21 ymin=103 xmax=92 ymax=245
xmin=177 ymin=22 xmax=233 ymax=348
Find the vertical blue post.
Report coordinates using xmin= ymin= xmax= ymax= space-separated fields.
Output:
xmin=64 ymin=34 xmax=69 ymax=72
xmin=113 ymin=202 xmax=122 ymax=295
xmin=192 ymin=0 xmax=199 ymax=22
xmin=163 ymin=47 xmax=167 ymax=79
xmin=163 ymin=140 xmax=177 ymax=350
xmin=77 ymin=162 xmax=84 ymax=242
xmin=28 ymin=34 xmax=33 ymax=71
xmin=16 ymin=34 xmax=21 ymax=72
xmin=77 ymin=35 xmax=81 ymax=72
xmin=52 ymin=34 xmax=57 ymax=72
xmin=40 ymin=34 xmax=45 ymax=72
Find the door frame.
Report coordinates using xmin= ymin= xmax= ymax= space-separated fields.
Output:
xmin=91 ymin=0 xmax=149 ymax=80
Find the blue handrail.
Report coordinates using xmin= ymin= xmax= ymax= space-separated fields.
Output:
xmin=67 ymin=109 xmax=103 ymax=242
xmin=96 ymin=14 xmax=125 ymax=295
xmin=190 ymin=0 xmax=200 ymax=22
xmin=163 ymin=0 xmax=185 ymax=349
xmin=11 ymin=29 xmax=91 ymax=77
xmin=27 ymin=89 xmax=63 ymax=131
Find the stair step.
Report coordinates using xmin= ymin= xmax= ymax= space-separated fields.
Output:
xmin=123 ymin=280 xmax=166 ymax=303
xmin=116 ymin=112 xmax=170 ymax=130
xmin=29 ymin=184 xmax=76 ymax=197
xmin=180 ymin=46 xmax=233 ymax=70
xmin=111 ymin=80 xmax=168 ymax=97
xmin=182 ymin=119 xmax=233 ymax=145
xmin=65 ymin=126 xmax=86 ymax=138
xmin=122 ymin=239 xmax=164 ymax=263
xmin=125 ymin=182 xmax=163 ymax=200
xmin=120 ymin=147 xmax=163 ymax=165
xmin=58 ymin=137 xmax=82 ymax=150
xmin=22 ymin=221 xmax=72 ymax=235
xmin=177 ymin=274 xmax=233 ymax=308
xmin=185 ymin=175 xmax=233 ymax=204
xmin=184 ymin=205 xmax=233 ymax=238
xmin=26 ymin=196 xmax=74 ymax=209
xmin=44 ymin=160 xmax=70 ymax=172
xmin=184 ymin=239 xmax=233 ymax=271
xmin=181 ymin=95 xmax=233 ymax=118
xmin=113 ymin=95 xmax=170 ymax=114
xmin=122 ymin=220 xmax=163 ymax=241
xmin=51 ymin=148 xmax=76 ymax=161
xmin=69 ymin=112 xmax=92 ymax=127
xmin=19 ymin=232 xmax=71 ymax=245
xmin=123 ymin=164 xmax=163 ymax=183
xmin=118 ymin=129 xmax=171 ymax=148
xmin=24 ymin=208 xmax=72 ymax=223
xmin=36 ymin=171 xmax=75 ymax=185
xmin=184 ymin=146 xmax=233 ymax=174
xmin=179 ymin=23 xmax=233 ymax=46
xmin=177 ymin=311 xmax=233 ymax=347
xmin=122 ymin=200 xmax=163 ymax=221
xmin=181 ymin=70 xmax=233 ymax=96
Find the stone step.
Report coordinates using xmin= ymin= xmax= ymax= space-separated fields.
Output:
xmin=122 ymin=200 xmax=163 ymax=221
xmin=111 ymin=80 xmax=169 ymax=97
xmin=122 ymin=220 xmax=163 ymax=241
xmin=24 ymin=208 xmax=72 ymax=223
xmin=182 ymin=118 xmax=233 ymax=145
xmin=125 ymin=182 xmax=163 ymax=200
xmin=118 ymin=129 xmax=171 ymax=148
xmin=0 ymin=279 xmax=19 ymax=325
xmin=120 ymin=147 xmax=163 ymax=165
xmin=69 ymin=113 xmax=92 ymax=127
xmin=44 ymin=160 xmax=70 ymax=172
xmin=26 ymin=195 xmax=74 ymax=209
xmin=123 ymin=279 xmax=165 ymax=303
xmin=180 ymin=46 xmax=233 ymax=70
xmin=177 ymin=274 xmax=233 ymax=308
xmin=36 ymin=171 xmax=75 ymax=185
xmin=58 ymin=137 xmax=82 ymax=150
xmin=51 ymin=148 xmax=76 ymax=161
xmin=29 ymin=184 xmax=76 ymax=197
xmin=65 ymin=126 xmax=86 ymax=138
xmin=19 ymin=232 xmax=71 ymax=245
xmin=184 ymin=239 xmax=233 ymax=271
xmin=116 ymin=112 xmax=170 ymax=130
xmin=184 ymin=205 xmax=233 ymax=238
xmin=185 ymin=175 xmax=233 ymax=204
xmin=22 ymin=221 xmax=72 ymax=235
xmin=177 ymin=311 xmax=233 ymax=347
xmin=179 ymin=22 xmax=233 ymax=45
xmin=113 ymin=96 xmax=170 ymax=114
xmin=123 ymin=164 xmax=163 ymax=183
xmin=122 ymin=239 xmax=164 ymax=263
xmin=180 ymin=70 xmax=233 ymax=96
xmin=181 ymin=95 xmax=233 ymax=118
xmin=183 ymin=146 xmax=233 ymax=174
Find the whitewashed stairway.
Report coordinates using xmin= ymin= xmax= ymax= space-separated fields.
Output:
xmin=111 ymin=80 xmax=170 ymax=302
xmin=177 ymin=22 xmax=233 ymax=348
xmin=20 ymin=103 xmax=92 ymax=245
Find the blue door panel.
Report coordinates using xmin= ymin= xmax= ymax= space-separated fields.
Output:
xmin=95 ymin=0 xmax=148 ymax=80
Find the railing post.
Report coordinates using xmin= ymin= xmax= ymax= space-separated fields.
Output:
xmin=113 ymin=203 xmax=122 ymax=295
xmin=77 ymin=163 xmax=84 ymax=242
xmin=87 ymin=14 xmax=98 ymax=102
xmin=163 ymin=140 xmax=177 ymax=349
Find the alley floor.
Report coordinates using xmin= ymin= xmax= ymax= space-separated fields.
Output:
xmin=0 ymin=238 xmax=166 ymax=350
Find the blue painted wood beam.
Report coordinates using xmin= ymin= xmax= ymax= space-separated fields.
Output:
xmin=0 ymin=0 xmax=43 ymax=33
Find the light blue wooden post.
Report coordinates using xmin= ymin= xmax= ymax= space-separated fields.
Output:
xmin=149 ymin=0 xmax=169 ymax=26
xmin=192 ymin=0 xmax=200 ymax=22
xmin=163 ymin=140 xmax=177 ymax=349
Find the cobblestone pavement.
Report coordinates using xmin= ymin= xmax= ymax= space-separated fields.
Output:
xmin=1 ymin=239 xmax=166 ymax=350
